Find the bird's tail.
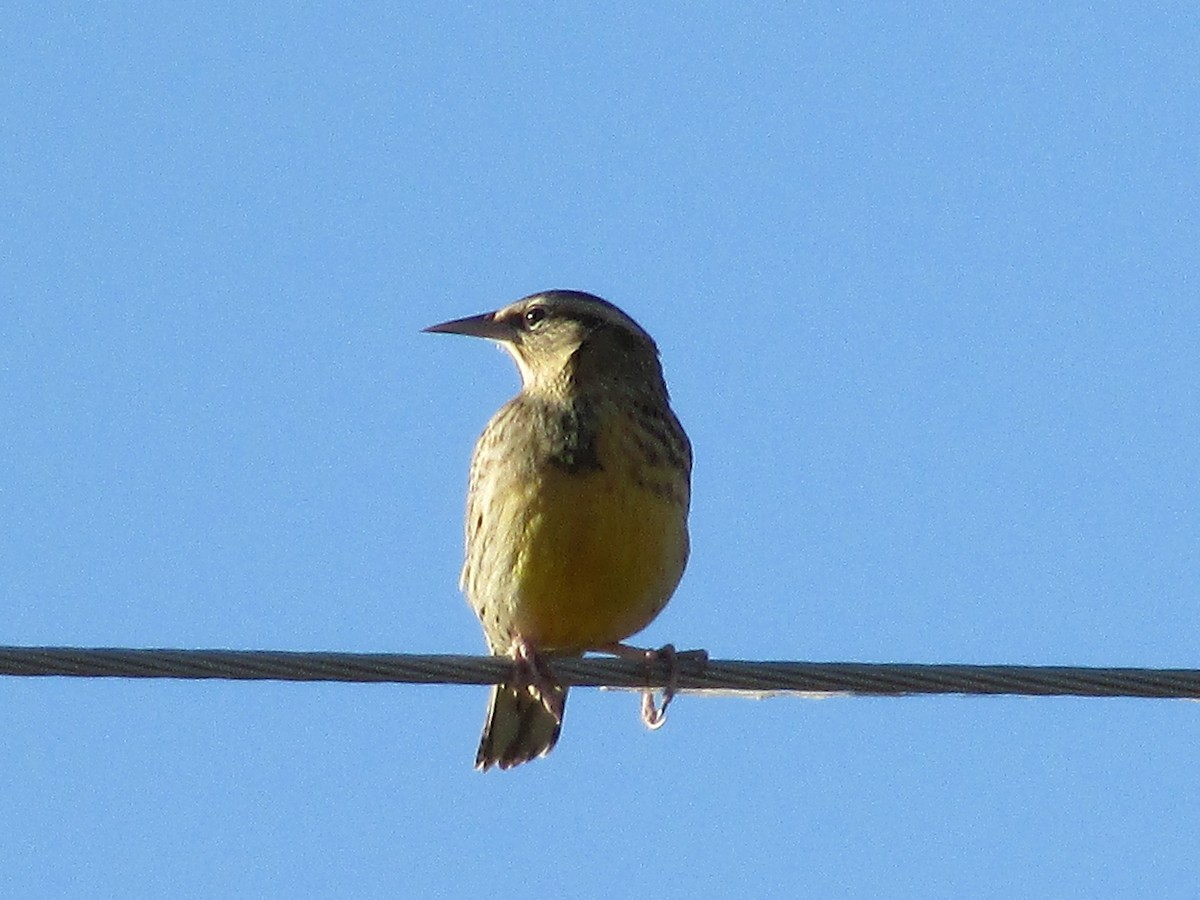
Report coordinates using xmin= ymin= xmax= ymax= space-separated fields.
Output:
xmin=475 ymin=682 xmax=567 ymax=771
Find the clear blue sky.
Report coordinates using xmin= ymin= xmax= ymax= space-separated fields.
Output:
xmin=3 ymin=5 xmax=1198 ymax=898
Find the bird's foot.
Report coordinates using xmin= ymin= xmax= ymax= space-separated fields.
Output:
xmin=510 ymin=638 xmax=565 ymax=723
xmin=597 ymin=642 xmax=709 ymax=730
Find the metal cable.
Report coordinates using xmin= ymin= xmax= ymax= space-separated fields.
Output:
xmin=1 ymin=646 xmax=1198 ymax=699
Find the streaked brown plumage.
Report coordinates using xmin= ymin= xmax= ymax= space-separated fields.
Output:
xmin=425 ymin=290 xmax=691 ymax=769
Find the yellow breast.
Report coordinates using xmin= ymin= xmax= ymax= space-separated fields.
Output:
xmin=506 ymin=428 xmax=689 ymax=652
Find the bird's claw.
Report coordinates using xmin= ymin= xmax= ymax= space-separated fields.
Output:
xmin=510 ymin=638 xmax=565 ymax=722
xmin=596 ymin=642 xmax=708 ymax=730
xmin=640 ymin=644 xmax=709 ymax=728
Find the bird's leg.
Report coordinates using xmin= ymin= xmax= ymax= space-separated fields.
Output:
xmin=595 ymin=642 xmax=709 ymax=730
xmin=510 ymin=637 xmax=565 ymax=723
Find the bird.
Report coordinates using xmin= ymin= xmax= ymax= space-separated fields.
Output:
xmin=425 ymin=289 xmax=693 ymax=770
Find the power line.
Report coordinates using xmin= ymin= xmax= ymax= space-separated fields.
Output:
xmin=1 ymin=646 xmax=1198 ymax=699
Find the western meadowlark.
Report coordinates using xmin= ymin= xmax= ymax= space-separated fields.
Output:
xmin=425 ymin=290 xmax=693 ymax=770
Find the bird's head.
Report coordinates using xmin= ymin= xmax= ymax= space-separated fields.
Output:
xmin=425 ymin=290 xmax=664 ymax=395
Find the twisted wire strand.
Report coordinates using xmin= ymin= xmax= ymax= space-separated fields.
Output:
xmin=1 ymin=647 xmax=1198 ymax=699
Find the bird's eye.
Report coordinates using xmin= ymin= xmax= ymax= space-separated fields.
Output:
xmin=523 ymin=307 xmax=547 ymax=329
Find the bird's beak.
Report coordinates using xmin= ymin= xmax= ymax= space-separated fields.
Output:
xmin=423 ymin=311 xmax=512 ymax=341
